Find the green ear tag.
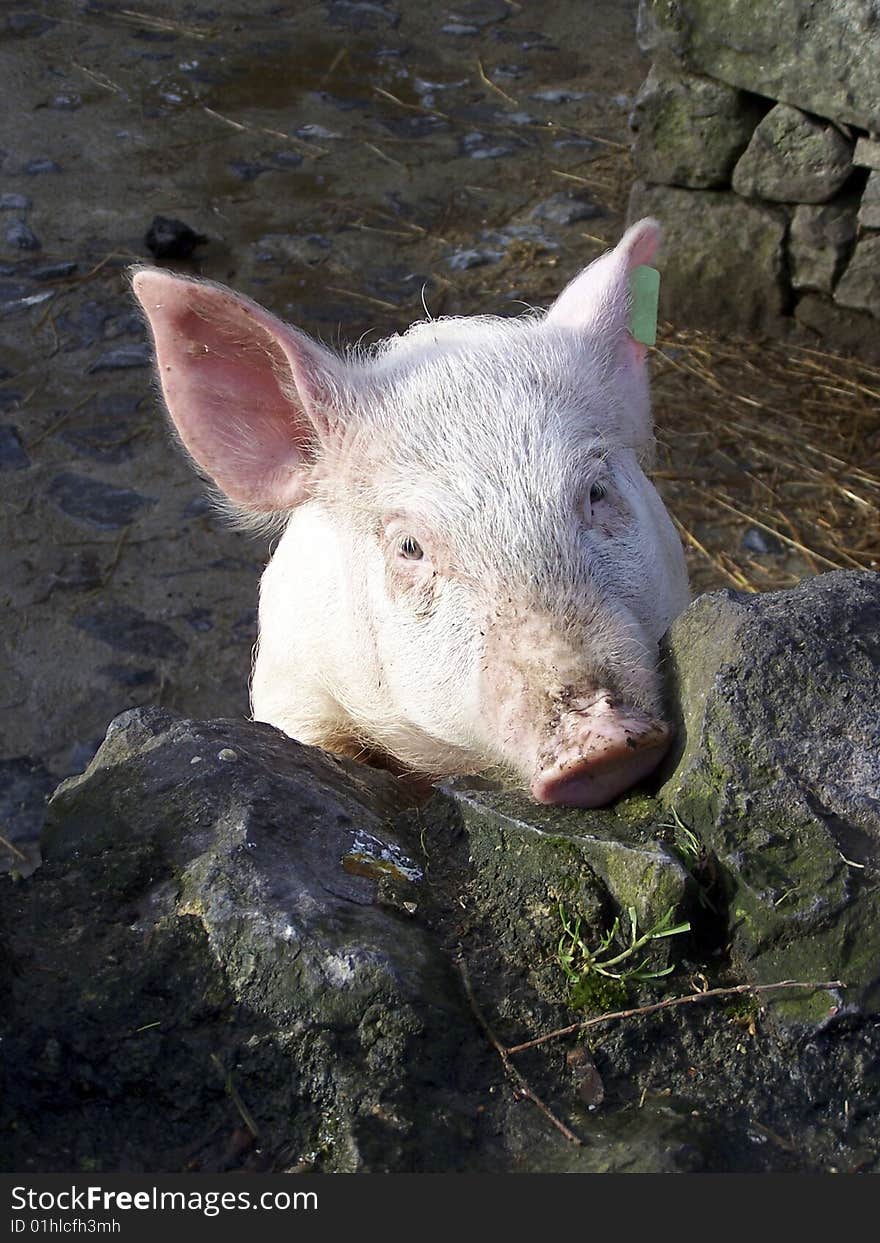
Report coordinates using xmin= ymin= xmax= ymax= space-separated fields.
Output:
xmin=630 ymin=264 xmax=660 ymax=347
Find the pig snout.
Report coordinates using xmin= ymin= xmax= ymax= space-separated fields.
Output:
xmin=530 ymin=694 xmax=672 ymax=808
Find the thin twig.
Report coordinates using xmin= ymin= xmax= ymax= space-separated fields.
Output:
xmin=364 ymin=142 xmax=407 ymax=171
xmin=117 ymin=9 xmax=212 ymax=39
xmin=373 ymin=85 xmax=448 ymax=120
xmin=326 ymin=285 xmax=400 ymax=312
xmin=72 ymin=62 xmax=124 ymax=95
xmin=0 ymin=834 xmax=27 ymax=862
xmin=476 ymin=58 xmax=518 ymax=105
xmin=202 ymin=106 xmax=328 ymax=156
xmin=457 ymin=959 xmax=584 ymax=1146
xmin=210 ymin=1053 xmax=260 ymax=1138
xmin=506 ymin=979 xmax=845 ymax=1056
xmin=713 ymin=496 xmax=845 ymax=570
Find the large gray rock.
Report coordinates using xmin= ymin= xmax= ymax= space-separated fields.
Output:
xmin=661 ymin=571 xmax=880 ymax=1023
xmin=789 ymin=200 xmax=858 ymax=294
xmin=732 ymin=105 xmax=853 ymax=204
xmin=834 ymin=235 xmax=880 ymax=318
xmin=859 ymin=173 xmax=880 ymax=229
xmin=430 ymin=778 xmax=689 ymax=1005
xmin=795 ymin=293 xmax=880 ymax=366
xmin=630 ymin=65 xmax=762 ymax=189
xmin=854 ymin=138 xmax=880 ymax=172
xmin=1 ymin=710 xmax=484 ymax=1173
xmin=627 ymin=180 xmax=789 ymax=331
xmin=638 ymin=0 xmax=880 ymax=133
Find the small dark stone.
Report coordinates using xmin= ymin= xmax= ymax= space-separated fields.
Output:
xmin=88 ymin=343 xmax=152 ymax=371
xmin=56 ymin=298 xmax=116 ymax=352
xmin=227 ymin=159 xmax=270 ymax=181
xmin=47 ymin=472 xmax=156 ymax=528
xmin=741 ymin=525 xmax=785 ymax=555
xmin=567 ymin=1048 xmax=605 ymax=1108
xmin=99 ymin=664 xmax=159 ymax=689
xmin=270 ymin=150 xmax=305 ymax=167
xmin=103 ymin=309 xmax=146 ymax=340
xmin=531 ymin=89 xmax=588 ymax=104
xmin=460 ymin=131 xmax=516 ymax=159
xmin=531 ymin=194 xmax=604 ymax=225
xmin=184 ymin=608 xmax=214 ymax=633
xmin=447 ymin=248 xmax=497 ymax=271
xmin=0 ymin=193 xmax=31 ymax=210
xmin=325 ymin=2 xmax=401 ymax=31
xmin=310 ymin=89 xmax=368 ymax=113
xmin=552 ymin=137 xmax=599 ymax=151
xmin=294 ymin=124 xmax=340 ymax=141
xmin=493 ymin=64 xmax=526 ymax=79
xmin=48 ymin=93 xmax=81 ymax=111
xmin=518 ymin=33 xmax=554 ymax=50
xmin=30 ymin=260 xmax=78 ymax=281
xmin=6 ymin=221 xmax=41 ymax=251
xmin=75 ymin=605 xmax=188 ymax=659
xmin=0 ymin=424 xmax=29 ymax=469
xmin=446 ymin=0 xmax=509 ymax=27
xmin=144 ymin=216 xmax=208 ymax=261
xmin=56 ymin=421 xmax=139 ymax=464
xmin=21 ymin=157 xmax=60 ymax=175
xmin=380 ymin=114 xmax=449 ymax=139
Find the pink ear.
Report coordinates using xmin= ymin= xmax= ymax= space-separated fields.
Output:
xmin=132 ymin=269 xmax=345 ymax=511
xmin=546 ymin=218 xmax=661 ymax=349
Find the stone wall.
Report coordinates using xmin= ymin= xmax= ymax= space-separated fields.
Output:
xmin=628 ymin=0 xmax=880 ymax=355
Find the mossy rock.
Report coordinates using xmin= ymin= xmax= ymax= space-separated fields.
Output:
xmin=660 ymin=572 xmax=880 ymax=1022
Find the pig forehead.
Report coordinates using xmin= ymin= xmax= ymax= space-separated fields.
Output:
xmin=362 ymin=321 xmax=628 ymax=453
xmin=371 ymin=442 xmax=644 ymax=543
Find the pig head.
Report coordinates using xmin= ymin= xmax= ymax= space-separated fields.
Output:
xmin=132 ymin=218 xmax=689 ymax=807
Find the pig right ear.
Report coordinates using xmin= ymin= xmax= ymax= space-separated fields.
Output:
xmin=545 ymin=217 xmax=661 ymax=357
xmin=132 ymin=268 xmax=346 ymax=511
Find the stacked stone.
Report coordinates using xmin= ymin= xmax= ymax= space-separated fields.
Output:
xmin=627 ymin=0 xmax=880 ymax=354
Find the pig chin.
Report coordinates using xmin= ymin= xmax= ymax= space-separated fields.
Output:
xmin=529 ymin=695 xmax=673 ymax=808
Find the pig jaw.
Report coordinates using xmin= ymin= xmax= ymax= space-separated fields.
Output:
xmin=530 ymin=695 xmax=672 ymax=807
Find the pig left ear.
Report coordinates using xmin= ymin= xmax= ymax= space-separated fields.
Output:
xmin=545 ymin=217 xmax=661 ymax=361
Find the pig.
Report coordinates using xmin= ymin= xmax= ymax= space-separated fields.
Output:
xmin=132 ymin=217 xmax=689 ymax=807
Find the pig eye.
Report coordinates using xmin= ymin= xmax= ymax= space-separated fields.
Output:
xmin=589 ymin=482 xmax=607 ymax=504
xmin=398 ymin=535 xmax=424 ymax=561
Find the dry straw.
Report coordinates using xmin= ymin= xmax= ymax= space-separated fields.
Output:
xmin=649 ymin=325 xmax=880 ymax=594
